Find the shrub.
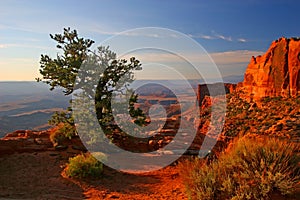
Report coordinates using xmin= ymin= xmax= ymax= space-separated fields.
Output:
xmin=65 ymin=153 xmax=106 ymax=178
xmin=49 ymin=122 xmax=76 ymax=146
xmin=180 ymin=135 xmax=300 ymax=200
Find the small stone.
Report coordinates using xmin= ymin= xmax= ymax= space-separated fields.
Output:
xmin=34 ymin=138 xmax=43 ymax=144
xmin=148 ymin=140 xmax=155 ymax=146
xmin=275 ymin=123 xmax=283 ymax=131
xmin=108 ymin=194 xmax=119 ymax=199
xmin=55 ymin=145 xmax=68 ymax=150
xmin=157 ymin=140 xmax=164 ymax=146
xmin=72 ymin=145 xmax=87 ymax=151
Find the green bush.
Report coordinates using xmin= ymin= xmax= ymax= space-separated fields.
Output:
xmin=49 ymin=123 xmax=76 ymax=146
xmin=65 ymin=153 xmax=106 ymax=178
xmin=180 ymin=135 xmax=300 ymax=200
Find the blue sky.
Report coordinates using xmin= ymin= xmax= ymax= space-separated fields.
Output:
xmin=0 ymin=0 xmax=299 ymax=81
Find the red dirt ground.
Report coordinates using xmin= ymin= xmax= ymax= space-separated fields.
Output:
xmin=0 ymin=151 xmax=188 ymax=200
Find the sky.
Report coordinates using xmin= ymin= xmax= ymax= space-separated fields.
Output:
xmin=0 ymin=0 xmax=299 ymax=81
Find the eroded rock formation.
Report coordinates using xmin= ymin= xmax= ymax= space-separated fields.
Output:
xmin=197 ymin=83 xmax=236 ymax=105
xmin=242 ymin=37 xmax=300 ymax=101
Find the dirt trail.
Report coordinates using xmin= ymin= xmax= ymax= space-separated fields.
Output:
xmin=0 ymin=151 xmax=188 ymax=200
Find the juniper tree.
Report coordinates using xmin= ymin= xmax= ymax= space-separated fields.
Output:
xmin=37 ymin=28 xmax=145 ymax=138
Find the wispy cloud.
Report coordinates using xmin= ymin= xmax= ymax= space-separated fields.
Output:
xmin=0 ymin=36 xmax=41 ymax=42
xmin=0 ymin=43 xmax=53 ymax=50
xmin=237 ymin=38 xmax=247 ymax=42
xmin=91 ymin=27 xmax=182 ymax=39
xmin=187 ymin=34 xmax=214 ymax=40
xmin=211 ymin=30 xmax=233 ymax=42
xmin=0 ymin=23 xmax=41 ymax=33
xmin=189 ymin=31 xmax=247 ymax=43
xmin=214 ymin=33 xmax=232 ymax=42
xmin=201 ymin=35 xmax=214 ymax=40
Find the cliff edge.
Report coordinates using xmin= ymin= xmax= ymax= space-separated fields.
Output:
xmin=241 ymin=37 xmax=300 ymax=101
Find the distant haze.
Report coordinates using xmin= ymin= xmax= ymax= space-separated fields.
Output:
xmin=0 ymin=77 xmax=242 ymax=137
xmin=0 ymin=82 xmax=70 ymax=137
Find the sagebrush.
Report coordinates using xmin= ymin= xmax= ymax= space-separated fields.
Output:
xmin=65 ymin=153 xmax=106 ymax=178
xmin=180 ymin=135 xmax=300 ymax=200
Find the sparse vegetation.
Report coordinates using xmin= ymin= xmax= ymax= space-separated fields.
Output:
xmin=180 ymin=135 xmax=300 ymax=200
xmin=221 ymin=94 xmax=300 ymax=140
xmin=65 ymin=153 xmax=106 ymax=178
xmin=49 ymin=122 xmax=76 ymax=146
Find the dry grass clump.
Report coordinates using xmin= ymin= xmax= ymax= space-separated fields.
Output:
xmin=180 ymin=135 xmax=300 ymax=200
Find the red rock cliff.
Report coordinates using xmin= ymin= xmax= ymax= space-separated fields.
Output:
xmin=242 ymin=37 xmax=300 ymax=100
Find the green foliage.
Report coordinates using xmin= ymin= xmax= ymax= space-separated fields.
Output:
xmin=128 ymin=93 xmax=146 ymax=126
xmin=49 ymin=122 xmax=76 ymax=145
xmin=180 ymin=135 xmax=300 ymax=200
xmin=37 ymin=27 xmax=94 ymax=95
xmin=37 ymin=28 xmax=146 ymax=136
xmin=48 ymin=104 xmax=77 ymax=142
xmin=90 ymin=46 xmax=144 ymax=127
xmin=48 ymin=106 xmax=73 ymax=126
xmin=65 ymin=153 xmax=106 ymax=178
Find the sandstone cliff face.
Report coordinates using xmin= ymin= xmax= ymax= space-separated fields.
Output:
xmin=242 ymin=37 xmax=300 ymax=100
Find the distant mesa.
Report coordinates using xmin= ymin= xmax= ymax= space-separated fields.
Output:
xmin=135 ymin=83 xmax=176 ymax=98
xmin=241 ymin=37 xmax=300 ymax=101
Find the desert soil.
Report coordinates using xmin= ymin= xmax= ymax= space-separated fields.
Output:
xmin=0 ymin=151 xmax=188 ymax=200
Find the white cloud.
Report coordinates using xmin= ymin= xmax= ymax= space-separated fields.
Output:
xmin=215 ymin=34 xmax=232 ymax=42
xmin=188 ymin=34 xmax=214 ymax=40
xmin=189 ymin=31 xmax=247 ymax=42
xmin=238 ymin=38 xmax=247 ymax=42
xmin=200 ymin=35 xmax=214 ymax=40
xmin=211 ymin=31 xmax=233 ymax=42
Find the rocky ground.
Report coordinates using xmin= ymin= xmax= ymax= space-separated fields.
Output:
xmin=0 ymin=93 xmax=299 ymax=199
xmin=195 ymin=93 xmax=300 ymax=155
xmin=0 ymin=130 xmax=188 ymax=200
